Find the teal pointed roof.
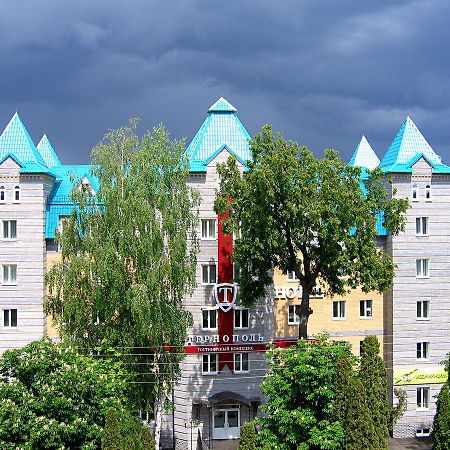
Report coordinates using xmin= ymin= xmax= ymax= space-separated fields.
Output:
xmin=349 ymin=135 xmax=380 ymax=171
xmin=0 ymin=113 xmax=47 ymax=168
xmin=380 ymin=116 xmax=450 ymax=173
xmin=208 ymin=97 xmax=237 ymax=112
xmin=185 ymin=97 xmax=251 ymax=172
xmin=37 ymin=134 xmax=61 ymax=168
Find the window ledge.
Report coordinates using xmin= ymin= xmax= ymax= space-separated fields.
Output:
xmin=359 ymin=316 xmax=373 ymax=320
xmin=417 ymin=318 xmax=430 ymax=322
xmin=332 ymin=317 xmax=346 ymax=321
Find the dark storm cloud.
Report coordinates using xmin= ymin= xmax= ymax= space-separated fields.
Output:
xmin=0 ymin=0 xmax=448 ymax=164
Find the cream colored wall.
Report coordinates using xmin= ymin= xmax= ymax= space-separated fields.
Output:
xmin=273 ymin=268 xmax=384 ymax=356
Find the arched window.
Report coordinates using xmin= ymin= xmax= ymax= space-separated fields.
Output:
xmin=412 ymin=184 xmax=418 ymax=201
xmin=425 ymin=184 xmax=431 ymax=201
xmin=13 ymin=185 xmax=20 ymax=203
xmin=0 ymin=186 xmax=5 ymax=202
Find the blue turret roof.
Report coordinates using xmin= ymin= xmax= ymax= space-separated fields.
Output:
xmin=0 ymin=113 xmax=48 ymax=169
xmin=349 ymin=135 xmax=380 ymax=171
xmin=37 ymin=134 xmax=62 ymax=168
xmin=380 ymin=116 xmax=450 ymax=173
xmin=184 ymin=97 xmax=251 ymax=172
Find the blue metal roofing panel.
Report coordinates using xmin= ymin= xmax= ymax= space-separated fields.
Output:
xmin=349 ymin=136 xmax=380 ymax=170
xmin=380 ymin=117 xmax=442 ymax=172
xmin=185 ymin=97 xmax=251 ymax=171
xmin=37 ymin=134 xmax=62 ymax=168
xmin=46 ymin=164 xmax=98 ymax=238
xmin=0 ymin=113 xmax=47 ymax=167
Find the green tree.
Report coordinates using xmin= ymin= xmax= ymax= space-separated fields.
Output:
xmin=389 ymin=388 xmax=407 ymax=437
xmin=432 ymin=384 xmax=450 ymax=450
xmin=257 ymin=336 xmax=352 ymax=449
xmin=238 ymin=421 xmax=258 ymax=450
xmin=344 ymin=378 xmax=377 ymax=450
xmin=102 ymin=409 xmax=122 ymax=450
xmin=432 ymin=355 xmax=450 ymax=450
xmin=214 ymin=125 xmax=408 ymax=338
xmin=141 ymin=427 xmax=156 ymax=449
xmin=45 ymin=121 xmax=199 ymax=447
xmin=334 ymin=356 xmax=378 ymax=450
xmin=0 ymin=338 xmax=137 ymax=450
xmin=359 ymin=336 xmax=389 ymax=449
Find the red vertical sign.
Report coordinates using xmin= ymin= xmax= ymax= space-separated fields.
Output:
xmin=217 ymin=209 xmax=234 ymax=371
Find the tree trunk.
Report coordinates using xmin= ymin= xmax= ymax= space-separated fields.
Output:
xmin=298 ymin=283 xmax=312 ymax=340
xmin=154 ymin=393 xmax=164 ymax=449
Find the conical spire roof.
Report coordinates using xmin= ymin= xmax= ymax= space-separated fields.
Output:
xmin=37 ymin=134 xmax=61 ymax=168
xmin=0 ymin=113 xmax=46 ymax=167
xmin=380 ymin=117 xmax=441 ymax=171
xmin=349 ymin=135 xmax=380 ymax=171
xmin=185 ymin=97 xmax=251 ymax=171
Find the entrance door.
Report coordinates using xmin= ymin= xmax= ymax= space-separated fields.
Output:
xmin=213 ymin=408 xmax=240 ymax=439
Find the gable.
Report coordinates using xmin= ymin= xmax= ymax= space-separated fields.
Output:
xmin=0 ymin=155 xmax=21 ymax=174
xmin=205 ymin=146 xmax=245 ymax=168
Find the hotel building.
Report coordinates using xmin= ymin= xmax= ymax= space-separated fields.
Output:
xmin=0 ymin=101 xmax=448 ymax=445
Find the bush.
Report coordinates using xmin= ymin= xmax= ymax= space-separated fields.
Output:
xmin=142 ymin=427 xmax=156 ymax=449
xmin=238 ymin=421 xmax=257 ymax=450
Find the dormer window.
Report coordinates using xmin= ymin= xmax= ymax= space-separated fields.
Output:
xmin=0 ymin=186 xmax=5 ymax=203
xmin=412 ymin=184 xmax=418 ymax=201
xmin=425 ymin=184 xmax=431 ymax=201
xmin=13 ymin=186 xmax=20 ymax=203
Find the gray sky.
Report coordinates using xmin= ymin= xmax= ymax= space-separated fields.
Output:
xmin=0 ymin=0 xmax=449 ymax=165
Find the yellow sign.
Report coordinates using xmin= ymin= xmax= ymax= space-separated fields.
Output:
xmin=394 ymin=368 xmax=447 ymax=386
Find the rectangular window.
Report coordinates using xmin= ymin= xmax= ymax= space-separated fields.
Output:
xmin=234 ymin=308 xmax=249 ymax=328
xmin=2 ymin=220 xmax=17 ymax=239
xmin=202 ymin=354 xmax=218 ymax=374
xmin=3 ymin=309 xmax=17 ymax=327
xmin=416 ymin=259 xmax=429 ymax=278
xmin=202 ymin=264 xmax=217 ymax=284
xmin=417 ymin=387 xmax=430 ymax=410
xmin=332 ymin=300 xmax=346 ymax=319
xmin=2 ymin=264 xmax=17 ymax=285
xmin=201 ymin=219 xmax=216 ymax=239
xmin=288 ymin=305 xmax=300 ymax=325
xmin=234 ymin=353 xmax=249 ymax=372
xmin=417 ymin=342 xmax=429 ymax=360
xmin=202 ymin=309 xmax=218 ymax=330
xmin=287 ymin=270 xmax=298 ymax=281
xmin=416 ymin=428 xmax=430 ymax=437
xmin=359 ymin=300 xmax=373 ymax=318
xmin=416 ymin=217 xmax=429 ymax=236
xmin=417 ymin=300 xmax=430 ymax=320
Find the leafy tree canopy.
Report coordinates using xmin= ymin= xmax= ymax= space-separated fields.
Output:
xmin=215 ymin=124 xmax=408 ymax=337
xmin=0 ymin=338 xmax=140 ymax=450
xmin=45 ymin=121 xmax=199 ymax=413
xmin=257 ymin=336 xmax=354 ymax=450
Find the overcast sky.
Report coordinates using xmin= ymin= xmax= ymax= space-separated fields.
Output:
xmin=0 ymin=0 xmax=449 ymax=164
